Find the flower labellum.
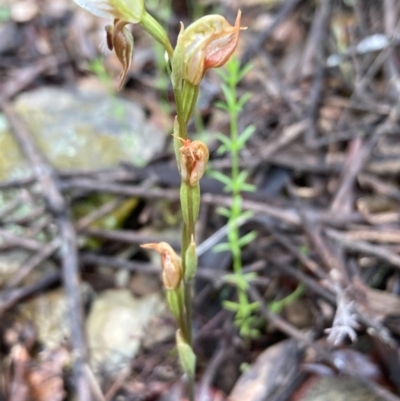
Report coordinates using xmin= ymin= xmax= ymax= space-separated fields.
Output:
xmin=141 ymin=242 xmax=182 ymax=290
xmin=105 ymin=19 xmax=134 ymax=89
xmin=72 ymin=0 xmax=145 ymax=23
xmin=173 ymin=10 xmax=244 ymax=86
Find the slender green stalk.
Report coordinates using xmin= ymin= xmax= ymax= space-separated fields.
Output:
xmin=184 ymin=281 xmax=193 ymax=340
xmin=174 ymin=89 xmax=188 ymax=139
xmin=172 ymin=80 xmax=199 ymax=401
xmin=177 ymin=287 xmax=188 ymax=339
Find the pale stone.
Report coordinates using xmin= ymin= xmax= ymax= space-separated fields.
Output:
xmin=86 ymin=289 xmax=166 ymax=376
xmin=0 ymin=86 xmax=165 ymax=180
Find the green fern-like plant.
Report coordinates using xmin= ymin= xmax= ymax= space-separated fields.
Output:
xmin=209 ymin=57 xmax=260 ymax=338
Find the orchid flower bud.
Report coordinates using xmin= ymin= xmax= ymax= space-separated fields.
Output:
xmin=172 ymin=10 xmax=244 ymax=86
xmin=105 ymin=19 xmax=134 ymax=89
xmin=141 ymin=242 xmax=182 ymax=290
xmin=72 ymin=0 xmax=145 ymax=23
xmin=176 ymin=138 xmax=209 ymax=187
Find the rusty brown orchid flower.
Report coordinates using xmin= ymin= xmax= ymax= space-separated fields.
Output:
xmin=174 ymin=137 xmax=209 ymax=187
xmin=140 ymin=242 xmax=182 ymax=290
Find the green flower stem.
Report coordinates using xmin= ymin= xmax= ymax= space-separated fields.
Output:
xmin=178 ymin=286 xmax=188 ymax=340
xmin=179 ymin=179 xmax=196 ymax=401
xmin=173 ymin=82 xmax=198 ymax=401
xmin=180 ymin=185 xmax=196 ymax=233
xmin=181 ymin=222 xmax=193 ymax=352
xmin=188 ymin=377 xmax=195 ymax=401
xmin=166 ymin=287 xmax=187 ymax=338
xmin=182 ymin=82 xmax=200 ymax=124
xmin=140 ymin=11 xmax=174 ymax=58
xmin=174 ymin=88 xmax=188 ymax=140
xmin=180 ymin=185 xmax=197 ymax=348
xmin=184 ymin=280 xmax=193 ymax=344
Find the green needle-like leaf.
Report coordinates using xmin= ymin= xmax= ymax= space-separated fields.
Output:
xmin=223 ymin=300 xmax=241 ymax=312
xmin=216 ymin=206 xmax=231 ymax=218
xmin=237 ymin=125 xmax=256 ymax=147
xmin=208 ymin=170 xmax=232 ymax=187
xmin=238 ymin=62 xmax=253 ymax=81
xmin=216 ymin=133 xmax=233 ymax=148
xmin=213 ymin=242 xmax=232 ymax=253
xmin=237 ymin=92 xmax=252 ymax=109
xmin=215 ymin=101 xmax=229 ymax=111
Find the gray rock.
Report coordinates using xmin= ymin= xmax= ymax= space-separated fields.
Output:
xmin=302 ymin=376 xmax=386 ymax=401
xmin=0 ymin=87 xmax=165 ymax=180
xmin=86 ymin=289 xmax=166 ymax=376
xmin=230 ymin=340 xmax=301 ymax=401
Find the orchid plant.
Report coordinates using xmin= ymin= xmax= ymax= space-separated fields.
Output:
xmin=72 ymin=0 xmax=244 ymax=399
